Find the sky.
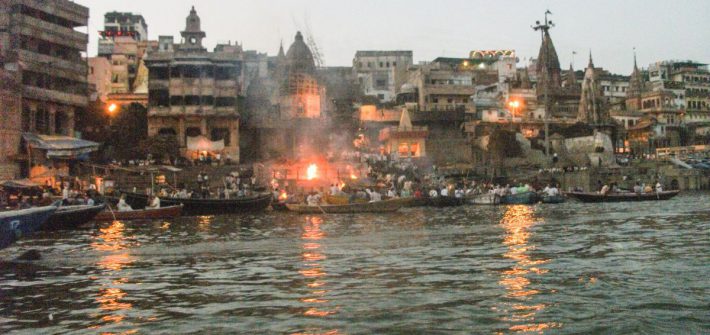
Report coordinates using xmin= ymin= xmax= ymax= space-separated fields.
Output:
xmin=76 ymin=0 xmax=710 ymax=74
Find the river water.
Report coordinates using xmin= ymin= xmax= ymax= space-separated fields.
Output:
xmin=1 ymin=193 xmax=709 ymax=334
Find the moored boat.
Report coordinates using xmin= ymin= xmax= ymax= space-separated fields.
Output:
xmin=43 ymin=204 xmax=106 ymax=230
xmin=122 ymin=191 xmax=272 ymax=215
xmin=324 ymin=194 xmax=367 ymax=205
xmin=93 ymin=205 xmax=183 ymax=221
xmin=0 ymin=205 xmax=57 ymax=249
xmin=286 ymin=198 xmax=403 ymax=214
xmin=566 ymin=190 xmax=680 ymax=203
xmin=468 ymin=193 xmax=501 ymax=205
xmin=541 ymin=194 xmax=566 ymax=204
xmin=501 ymin=192 xmax=539 ymax=205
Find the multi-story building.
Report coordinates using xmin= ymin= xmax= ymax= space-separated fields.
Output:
xmin=144 ymin=7 xmax=242 ymax=161
xmin=95 ymin=12 xmax=156 ymax=99
xmin=87 ymin=57 xmax=111 ymax=102
xmin=648 ymin=60 xmax=710 ymax=124
xmin=406 ymin=57 xmax=500 ymax=114
xmin=0 ymin=0 xmax=94 ymax=180
xmin=353 ymin=50 xmax=412 ymax=103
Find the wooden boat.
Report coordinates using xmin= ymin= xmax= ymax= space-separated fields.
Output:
xmin=324 ymin=194 xmax=367 ymax=205
xmin=566 ymin=190 xmax=680 ymax=203
xmin=0 ymin=205 xmax=57 ymax=249
xmin=93 ymin=204 xmax=183 ymax=221
xmin=427 ymin=196 xmax=464 ymax=207
xmin=286 ymin=199 xmax=403 ymax=214
xmin=541 ymin=194 xmax=566 ymax=204
xmin=501 ymin=192 xmax=539 ymax=205
xmin=122 ymin=191 xmax=272 ymax=215
xmin=43 ymin=204 xmax=106 ymax=230
xmin=468 ymin=193 xmax=501 ymax=205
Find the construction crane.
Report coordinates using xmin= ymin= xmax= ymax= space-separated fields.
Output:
xmin=302 ymin=16 xmax=325 ymax=68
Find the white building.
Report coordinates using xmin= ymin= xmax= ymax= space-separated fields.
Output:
xmin=353 ymin=50 xmax=413 ymax=103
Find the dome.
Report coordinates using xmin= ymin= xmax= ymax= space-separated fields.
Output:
xmin=400 ymin=83 xmax=416 ymax=93
xmin=285 ymin=31 xmax=316 ymax=74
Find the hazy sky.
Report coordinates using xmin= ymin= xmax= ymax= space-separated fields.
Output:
xmin=77 ymin=0 xmax=710 ymax=74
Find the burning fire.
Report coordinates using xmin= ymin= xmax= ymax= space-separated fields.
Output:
xmin=350 ymin=173 xmax=358 ymax=180
xmin=306 ymin=164 xmax=318 ymax=180
xmin=278 ymin=191 xmax=288 ymax=201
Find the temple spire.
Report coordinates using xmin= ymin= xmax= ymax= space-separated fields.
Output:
xmin=565 ymin=63 xmax=576 ymax=87
xmin=587 ymin=50 xmax=594 ymax=69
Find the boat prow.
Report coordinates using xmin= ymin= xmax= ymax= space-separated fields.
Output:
xmin=566 ymin=190 xmax=680 ymax=203
xmin=93 ymin=204 xmax=183 ymax=221
xmin=0 ymin=205 xmax=57 ymax=249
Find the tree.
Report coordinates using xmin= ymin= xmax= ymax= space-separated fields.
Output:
xmin=141 ymin=134 xmax=180 ymax=163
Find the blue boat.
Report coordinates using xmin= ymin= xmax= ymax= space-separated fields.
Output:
xmin=0 ymin=205 xmax=57 ymax=249
xmin=501 ymin=192 xmax=540 ymax=205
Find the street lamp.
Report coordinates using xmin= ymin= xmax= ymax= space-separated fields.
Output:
xmin=507 ymin=99 xmax=521 ymax=130
xmin=107 ymin=103 xmax=118 ymax=126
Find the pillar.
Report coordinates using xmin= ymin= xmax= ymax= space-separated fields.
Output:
xmin=178 ymin=117 xmax=186 ymax=146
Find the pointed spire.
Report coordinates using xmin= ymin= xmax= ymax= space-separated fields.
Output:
xmin=565 ymin=63 xmax=576 ymax=87
xmin=628 ymin=49 xmax=646 ymax=100
xmin=399 ymin=108 xmax=413 ymax=130
xmin=587 ymin=50 xmax=594 ymax=69
xmin=520 ymin=67 xmax=531 ymax=89
xmin=277 ymin=40 xmax=285 ymax=58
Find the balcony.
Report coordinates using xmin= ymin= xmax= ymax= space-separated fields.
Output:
xmin=23 ymin=86 xmax=87 ymax=107
xmin=15 ymin=15 xmax=87 ymax=50
xmin=19 ymin=0 xmax=89 ymax=26
xmin=18 ymin=50 xmax=87 ymax=81
xmin=424 ymin=83 xmax=476 ymax=95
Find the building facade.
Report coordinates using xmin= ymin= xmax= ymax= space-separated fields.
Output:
xmin=144 ymin=7 xmax=242 ymax=161
xmin=0 ymin=0 xmax=90 ymax=179
xmin=353 ymin=50 xmax=412 ymax=103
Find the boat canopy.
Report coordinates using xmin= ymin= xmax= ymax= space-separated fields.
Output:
xmin=23 ymin=133 xmax=99 ymax=159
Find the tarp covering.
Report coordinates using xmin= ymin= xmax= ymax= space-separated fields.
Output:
xmin=23 ymin=133 xmax=99 ymax=158
xmin=0 ymin=179 xmax=41 ymax=189
xmin=187 ymin=135 xmax=224 ymax=151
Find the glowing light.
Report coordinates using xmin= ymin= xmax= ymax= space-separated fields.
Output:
xmin=306 ymin=164 xmax=318 ymax=180
xmin=279 ymin=191 xmax=288 ymax=201
xmin=107 ymin=103 xmax=118 ymax=114
xmin=350 ymin=173 xmax=358 ymax=180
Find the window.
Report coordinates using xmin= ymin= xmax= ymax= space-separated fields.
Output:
xmin=432 ymin=97 xmax=439 ymax=103
xmin=447 ymin=98 xmax=453 ymax=103
xmin=149 ymin=89 xmax=169 ymax=107
xmin=379 ymin=62 xmax=384 ymax=68
xmin=393 ymin=61 xmax=397 ymax=67
xmin=211 ymin=128 xmax=231 ymax=146
xmin=216 ymin=97 xmax=236 ymax=107
xmin=377 ymin=94 xmax=385 ymax=100
xmin=386 ymin=62 xmax=390 ymax=67
xmin=367 ymin=62 xmax=372 ymax=68
xmin=90 ymin=67 xmax=94 ymax=74
xmin=184 ymin=95 xmax=200 ymax=105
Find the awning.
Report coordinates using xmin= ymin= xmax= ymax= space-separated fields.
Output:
xmin=23 ymin=133 xmax=100 ymax=158
xmin=187 ymin=135 xmax=224 ymax=152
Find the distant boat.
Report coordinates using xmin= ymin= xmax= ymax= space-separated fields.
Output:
xmin=286 ymin=199 xmax=403 ymax=214
xmin=43 ymin=204 xmax=106 ymax=230
xmin=93 ymin=205 xmax=183 ymax=221
xmin=501 ymin=192 xmax=540 ymax=205
xmin=541 ymin=194 xmax=566 ymax=204
xmin=566 ymin=191 xmax=680 ymax=203
xmin=122 ymin=192 xmax=272 ymax=215
xmin=0 ymin=205 xmax=57 ymax=249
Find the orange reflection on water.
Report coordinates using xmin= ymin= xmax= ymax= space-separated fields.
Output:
xmin=91 ymin=221 xmax=127 ymax=251
xmin=298 ymin=216 xmax=337 ymax=320
xmin=89 ymin=219 xmax=136 ymax=332
xmin=498 ymin=205 xmax=559 ymax=333
xmin=197 ymin=215 xmax=213 ymax=232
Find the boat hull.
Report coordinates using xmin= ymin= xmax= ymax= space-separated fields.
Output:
xmin=44 ymin=204 xmax=106 ymax=230
xmin=122 ymin=192 xmax=272 ymax=215
xmin=501 ymin=192 xmax=539 ymax=205
xmin=427 ymin=196 xmax=464 ymax=207
xmin=94 ymin=205 xmax=183 ymax=221
xmin=468 ymin=193 xmax=501 ymax=205
xmin=0 ymin=205 xmax=57 ymax=249
xmin=286 ymin=199 xmax=402 ymax=214
xmin=542 ymin=195 xmax=566 ymax=204
xmin=566 ymin=190 xmax=680 ymax=203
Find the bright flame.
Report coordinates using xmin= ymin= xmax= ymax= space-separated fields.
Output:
xmin=279 ymin=191 xmax=288 ymax=201
xmin=350 ymin=173 xmax=358 ymax=180
xmin=306 ymin=164 xmax=318 ymax=180
xmin=107 ymin=103 xmax=118 ymax=114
